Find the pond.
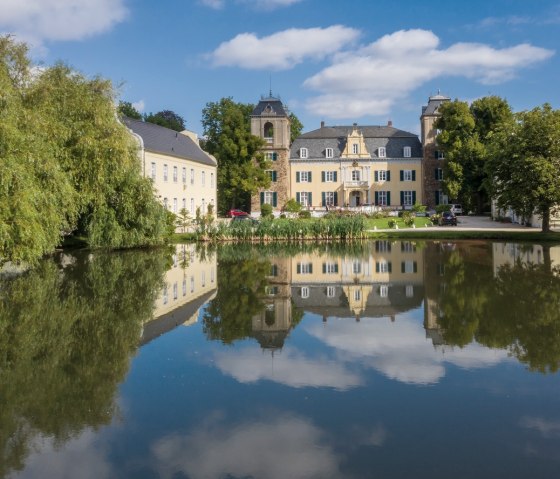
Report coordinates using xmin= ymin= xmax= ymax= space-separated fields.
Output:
xmin=1 ymin=240 xmax=560 ymax=478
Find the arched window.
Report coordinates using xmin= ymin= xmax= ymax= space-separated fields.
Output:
xmin=264 ymin=122 xmax=274 ymax=139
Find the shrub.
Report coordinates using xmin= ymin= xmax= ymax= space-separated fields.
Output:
xmin=436 ymin=204 xmax=451 ymax=214
xmin=388 ymin=219 xmax=396 ymax=228
xmin=298 ymin=210 xmax=311 ymax=219
xmin=402 ymin=212 xmax=415 ymax=227
xmin=261 ymin=203 xmax=273 ymax=218
xmin=283 ymin=198 xmax=302 ymax=214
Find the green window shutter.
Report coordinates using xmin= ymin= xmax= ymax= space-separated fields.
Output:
xmin=388 ymin=262 xmax=392 ymax=273
xmin=334 ymin=191 xmax=338 ymax=205
xmin=321 ymin=171 xmax=325 ymax=182
xmin=309 ymin=264 xmax=313 ymax=274
xmin=400 ymin=170 xmax=404 ymax=181
xmin=375 ymin=171 xmax=379 ymax=182
xmin=401 ymin=262 xmax=405 ymax=273
xmin=296 ymin=172 xmax=300 ymax=183
xmin=260 ymin=192 xmax=264 ymax=205
xmin=296 ymin=192 xmax=300 ymax=204
xmin=273 ymin=192 xmax=277 ymax=207
xmin=375 ymin=191 xmax=379 ymax=205
xmin=321 ymin=192 xmax=326 ymax=207
xmin=387 ymin=170 xmax=391 ymax=181
xmin=308 ymin=171 xmax=312 ymax=182
xmin=297 ymin=263 xmax=301 ymax=274
xmin=308 ymin=193 xmax=312 ymax=206
xmin=412 ymin=191 xmax=417 ymax=204
xmin=413 ymin=261 xmax=418 ymax=273
xmin=435 ymin=191 xmax=440 ymax=205
xmin=273 ymin=152 xmax=277 ymax=161
xmin=412 ymin=170 xmax=416 ymax=181
xmin=322 ymin=263 xmax=326 ymax=273
xmin=334 ymin=264 xmax=339 ymax=273
xmin=272 ymin=171 xmax=277 ymax=182
xmin=387 ymin=191 xmax=391 ymax=205
xmin=375 ymin=262 xmax=380 ymax=273
xmin=435 ymin=150 xmax=439 ymax=159
xmin=400 ymin=191 xmax=404 ymax=205
xmin=333 ymin=171 xmax=338 ymax=182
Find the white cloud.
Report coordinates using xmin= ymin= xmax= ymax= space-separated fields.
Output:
xmin=0 ymin=0 xmax=128 ymax=50
xmin=303 ymin=29 xmax=554 ymax=118
xmin=209 ymin=25 xmax=360 ymax=70
xmin=199 ymin=0 xmax=225 ymax=9
xmin=305 ymin=315 xmax=511 ymax=385
xmin=520 ymin=417 xmax=560 ymax=438
xmin=200 ymin=0 xmax=305 ymax=10
xmin=214 ymin=346 xmax=363 ymax=390
xmin=152 ymin=415 xmax=341 ymax=479
xmin=132 ymin=99 xmax=145 ymax=113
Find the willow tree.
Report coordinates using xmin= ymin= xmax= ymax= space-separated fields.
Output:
xmin=0 ymin=36 xmax=169 ymax=266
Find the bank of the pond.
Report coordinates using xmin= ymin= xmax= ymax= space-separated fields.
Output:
xmin=365 ymin=229 xmax=560 ymax=242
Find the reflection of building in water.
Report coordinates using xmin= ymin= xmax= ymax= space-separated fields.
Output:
xmin=423 ymin=242 xmax=446 ymax=347
xmin=253 ymin=258 xmax=293 ymax=350
xmin=492 ymin=243 xmax=560 ymax=275
xmin=263 ymin=242 xmax=424 ymax=331
xmin=141 ymin=244 xmax=217 ymax=345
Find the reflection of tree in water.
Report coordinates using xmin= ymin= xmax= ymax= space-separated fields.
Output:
xmin=0 ymin=249 xmax=170 ymax=477
xmin=435 ymin=243 xmax=560 ymax=373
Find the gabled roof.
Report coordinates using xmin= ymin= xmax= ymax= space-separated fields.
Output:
xmin=123 ymin=117 xmax=216 ymax=167
xmin=300 ymin=125 xmax=418 ymax=139
xmin=251 ymin=96 xmax=288 ymax=117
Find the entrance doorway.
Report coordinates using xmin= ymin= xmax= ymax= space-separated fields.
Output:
xmin=350 ymin=191 xmax=361 ymax=207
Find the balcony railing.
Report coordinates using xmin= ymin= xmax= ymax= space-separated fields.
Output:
xmin=343 ymin=180 xmax=369 ymax=188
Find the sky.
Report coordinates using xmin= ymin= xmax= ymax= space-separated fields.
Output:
xmin=1 ymin=0 xmax=559 ymax=136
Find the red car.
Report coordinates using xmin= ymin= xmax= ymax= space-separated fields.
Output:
xmin=228 ymin=209 xmax=248 ymax=218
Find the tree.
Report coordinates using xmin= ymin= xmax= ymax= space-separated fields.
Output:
xmin=176 ymin=208 xmax=192 ymax=233
xmin=289 ymin=112 xmax=304 ymax=143
xmin=118 ymin=100 xmax=142 ymax=120
xmin=435 ymin=96 xmax=512 ymax=213
xmin=144 ymin=109 xmax=185 ymax=131
xmin=0 ymin=36 xmax=169 ymax=266
xmin=201 ymin=97 xmax=270 ymax=214
xmin=487 ymin=104 xmax=560 ymax=232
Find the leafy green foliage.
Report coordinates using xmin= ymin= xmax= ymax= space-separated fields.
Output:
xmin=283 ymin=198 xmax=302 ymax=214
xmin=0 ymin=36 xmax=169 ymax=265
xmin=289 ymin=112 xmax=304 ymax=144
xmin=201 ymin=97 xmax=269 ymax=214
xmin=487 ymin=104 xmax=560 ymax=232
xmin=118 ymin=100 xmax=142 ymax=119
xmin=261 ymin=203 xmax=273 ymax=218
xmin=144 ymin=109 xmax=186 ymax=132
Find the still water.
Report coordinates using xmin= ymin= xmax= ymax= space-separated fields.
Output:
xmin=1 ymin=240 xmax=560 ymax=478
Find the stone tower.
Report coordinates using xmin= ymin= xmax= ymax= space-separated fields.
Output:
xmin=421 ymin=93 xmax=450 ymax=209
xmin=250 ymin=94 xmax=291 ymax=214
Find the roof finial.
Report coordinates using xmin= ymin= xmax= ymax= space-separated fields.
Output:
xmin=269 ymin=74 xmax=272 ymax=98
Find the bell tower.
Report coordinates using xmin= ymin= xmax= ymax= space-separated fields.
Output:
xmin=250 ymin=93 xmax=291 ymax=214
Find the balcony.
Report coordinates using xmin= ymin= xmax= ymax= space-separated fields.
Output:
xmin=343 ymin=180 xmax=369 ymax=189
xmin=264 ymin=137 xmax=274 ymax=144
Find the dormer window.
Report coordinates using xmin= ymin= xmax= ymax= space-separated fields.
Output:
xmin=300 ymin=147 xmax=308 ymax=159
xmin=378 ymin=147 xmax=386 ymax=158
xmin=325 ymin=148 xmax=333 ymax=158
xmin=403 ymin=146 xmax=411 ymax=158
xmin=352 ymin=143 xmax=359 ymax=154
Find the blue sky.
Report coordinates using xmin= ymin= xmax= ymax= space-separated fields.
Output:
xmin=2 ymin=0 xmax=559 ymax=136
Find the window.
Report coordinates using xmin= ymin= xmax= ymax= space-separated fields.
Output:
xmin=406 ymin=285 xmax=414 ymax=298
xmin=435 ymin=168 xmax=443 ymax=181
xmin=352 ymin=261 xmax=362 ymax=274
xmin=325 ymin=171 xmax=335 ymax=182
xmin=354 ymin=290 xmax=361 ymax=301
xmin=376 ymin=261 xmax=391 ymax=273
xmin=378 ymin=170 xmax=387 ymax=181
xmin=263 ymin=191 xmax=274 ymax=205
xmin=403 ymin=146 xmax=411 ymax=158
xmin=163 ymin=197 xmax=169 ymax=209
xmin=435 ymin=190 xmax=448 ymax=205
xmin=297 ymin=262 xmax=313 ymax=274
xmin=173 ymin=198 xmax=177 ymax=213
xmin=402 ymin=170 xmax=413 ymax=181
xmin=351 ymin=170 xmax=361 ymax=181
xmin=436 ymin=150 xmax=445 ymax=160
xmin=182 ymin=167 xmax=187 ymax=183
xmin=202 ymin=198 xmax=206 ymax=212
xmin=300 ymin=148 xmax=308 ymax=159
xmin=352 ymin=143 xmax=359 ymax=154
xmin=151 ymin=162 xmax=156 ymax=180
xmin=301 ymin=287 xmax=310 ymax=298
xmin=190 ymin=198 xmax=194 ymax=213
xmin=324 ymin=262 xmax=338 ymax=274
xmin=325 ymin=147 xmax=334 ymax=158
xmin=173 ymin=282 xmax=178 ymax=300
xmin=402 ymin=190 xmax=414 ymax=206
xmin=375 ymin=240 xmax=391 ymax=252
xmin=190 ymin=168 xmax=194 ymax=184
xmin=402 ymin=260 xmax=417 ymax=274
xmin=378 ymin=147 xmax=386 ymax=158
xmin=190 ymin=276 xmax=195 ymax=293
xmin=270 ymin=264 xmax=278 ymax=277
xmin=162 ymin=284 xmax=168 ymax=304
xmin=211 ymin=268 xmax=215 ymax=283
xmin=211 ymin=172 xmax=214 ymax=187
xmin=266 ymin=170 xmax=277 ymax=182
xmin=300 ymin=171 xmax=310 ymax=182
xmin=326 ymin=286 xmax=336 ymax=298
xmin=298 ymin=192 xmax=310 ymax=207
xmin=173 ymin=166 xmax=178 ymax=182
xmin=377 ymin=191 xmax=388 ymax=206
xmin=264 ymin=122 xmax=274 ymax=139
xmin=163 ymin=164 xmax=168 ymax=182
xmin=201 ymin=171 xmax=205 ymax=186
xmin=202 ymin=271 xmax=206 ymax=288
xmin=265 ymin=152 xmax=278 ymax=161
xmin=182 ymin=198 xmax=186 ymax=210
xmin=379 ymin=285 xmax=389 ymax=298
xmin=182 ymin=279 xmax=187 ymax=296
xmin=401 ymin=241 xmax=416 ymax=253
xmin=324 ymin=191 xmax=335 ymax=207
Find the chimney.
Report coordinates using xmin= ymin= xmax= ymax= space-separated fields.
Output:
xmin=320 ymin=120 xmax=325 ymax=128
xmin=387 ymin=120 xmax=393 ymax=127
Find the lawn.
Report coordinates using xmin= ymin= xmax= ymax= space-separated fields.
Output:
xmin=364 ymin=216 xmax=434 ymax=230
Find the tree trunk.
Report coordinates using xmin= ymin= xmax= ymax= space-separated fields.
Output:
xmin=543 ymin=244 xmax=552 ymax=273
xmin=541 ymin=206 xmax=551 ymax=233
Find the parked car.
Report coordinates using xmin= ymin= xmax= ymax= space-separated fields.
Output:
xmin=449 ymin=204 xmax=463 ymax=215
xmin=228 ymin=209 xmax=247 ymax=218
xmin=439 ymin=211 xmax=458 ymax=226
xmin=231 ymin=215 xmax=259 ymax=225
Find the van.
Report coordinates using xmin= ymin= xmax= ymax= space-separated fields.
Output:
xmin=449 ymin=204 xmax=463 ymax=215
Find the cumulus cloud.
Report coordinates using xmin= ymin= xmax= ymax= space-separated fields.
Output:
xmin=132 ymin=99 xmax=145 ymax=113
xmin=303 ymin=29 xmax=554 ymax=118
xmin=305 ymin=315 xmax=511 ymax=385
xmin=200 ymin=0 xmax=305 ymax=10
xmin=214 ymin=346 xmax=363 ymax=390
xmin=0 ymin=0 xmax=128 ymax=50
xmin=209 ymin=25 xmax=360 ymax=70
xmin=152 ymin=415 xmax=341 ymax=479
xmin=520 ymin=417 xmax=560 ymax=438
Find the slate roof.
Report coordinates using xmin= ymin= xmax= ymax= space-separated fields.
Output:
xmin=123 ymin=117 xmax=216 ymax=167
xmin=251 ymin=96 xmax=289 ymax=117
xmin=291 ymin=125 xmax=422 ymax=159
xmin=421 ymin=94 xmax=450 ymax=116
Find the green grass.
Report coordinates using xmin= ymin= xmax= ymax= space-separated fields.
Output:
xmin=364 ymin=216 xmax=433 ymax=230
xmin=365 ymin=229 xmax=560 ymax=242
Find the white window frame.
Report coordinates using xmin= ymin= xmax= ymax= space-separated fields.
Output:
xmin=300 ymin=148 xmax=308 ymax=159
xmin=182 ymin=278 xmax=187 ymax=296
xmin=173 ymin=282 xmax=178 ymax=300
xmin=325 ymin=262 xmax=338 ymax=274
xmin=173 ymin=198 xmax=177 ymax=213
xmin=378 ymin=170 xmax=387 ymax=182
xmin=379 ymin=285 xmax=389 ymax=298
xmin=299 ymin=262 xmax=313 ymax=274
xmin=301 ymin=287 xmax=310 ymax=299
xmin=263 ymin=191 xmax=274 ymax=205
xmin=351 ymin=170 xmax=361 ymax=181
xmin=403 ymin=191 xmax=414 ymax=206
xmin=378 ymin=191 xmax=388 ymax=206
xmin=190 ymin=276 xmax=195 ymax=293
xmin=403 ymin=146 xmax=411 ymax=158
xmin=325 ymin=191 xmax=335 ymax=207
xmin=190 ymin=198 xmax=194 ymax=213
xmin=325 ymin=171 xmax=335 ymax=182
xmin=211 ymin=172 xmax=214 ymax=187
xmin=202 ymin=171 xmax=206 ymax=186
xmin=352 ymin=143 xmax=359 ymax=154
xmin=173 ymin=166 xmax=178 ymax=183
xmin=190 ymin=168 xmax=195 ymax=185
xmin=325 ymin=148 xmax=334 ymax=158
xmin=352 ymin=261 xmax=362 ymax=274
xmin=163 ymin=164 xmax=168 ymax=182
xmin=182 ymin=198 xmax=186 ymax=210
xmin=406 ymin=285 xmax=414 ymax=298
xmin=151 ymin=162 xmax=156 ymax=180
xmin=403 ymin=260 xmax=415 ymax=274
xmin=378 ymin=261 xmax=389 ymax=273
xmin=436 ymin=168 xmax=443 ymax=181
xmin=403 ymin=170 xmax=413 ymax=181
xmin=354 ymin=290 xmax=361 ymax=301
xmin=182 ymin=167 xmax=187 ymax=183
xmin=378 ymin=147 xmax=386 ymax=158
xmin=300 ymin=171 xmax=310 ymax=182
xmin=299 ymin=192 xmax=310 ymax=207
xmin=326 ymin=286 xmax=336 ymax=298
xmin=437 ymin=150 xmax=445 ymax=160
xmin=163 ymin=197 xmax=169 ymax=209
